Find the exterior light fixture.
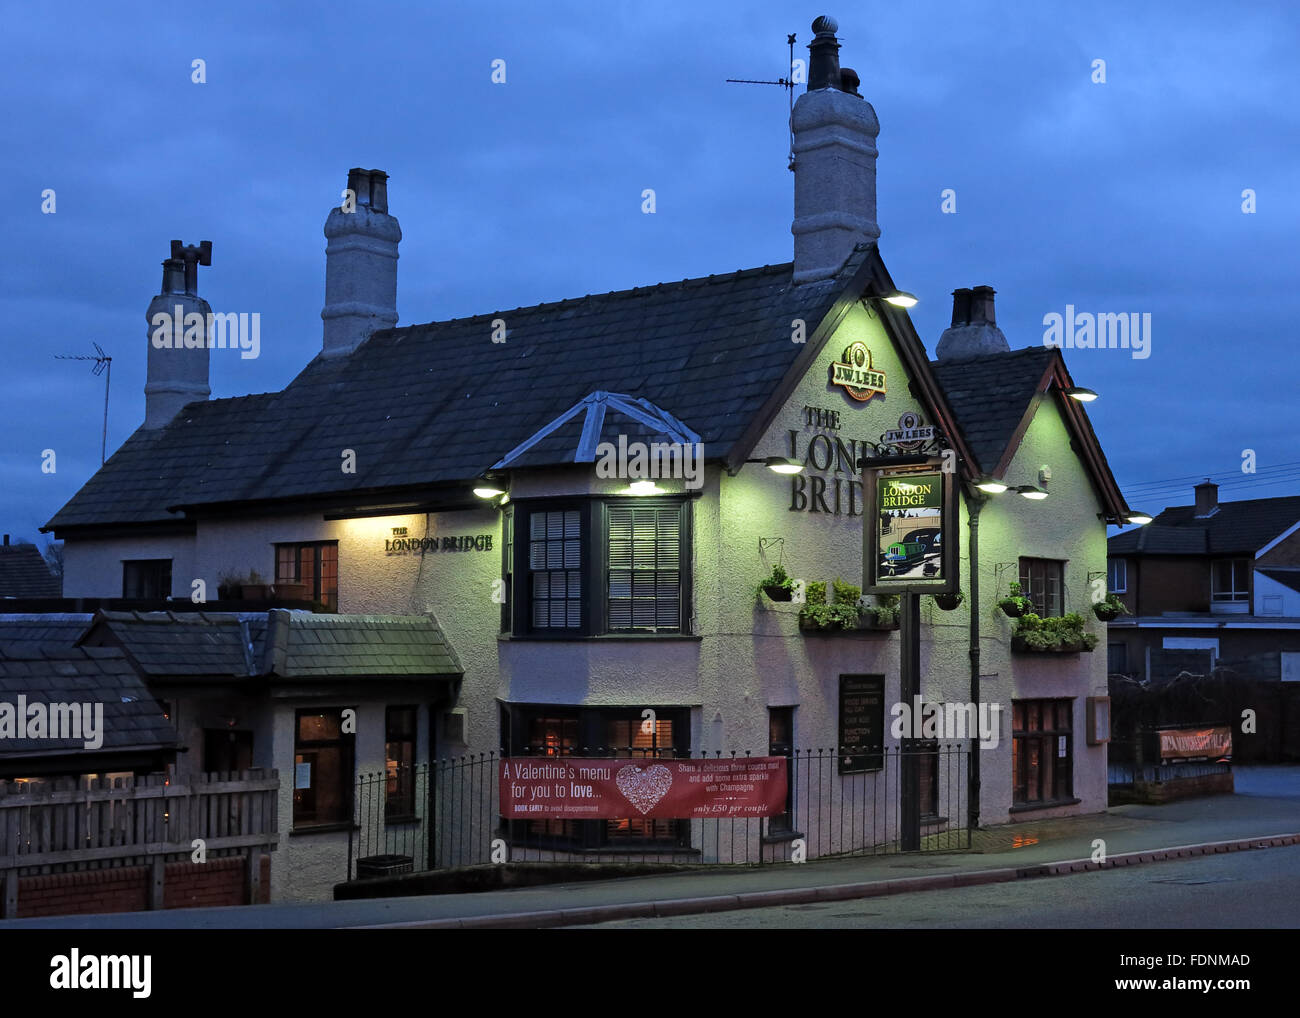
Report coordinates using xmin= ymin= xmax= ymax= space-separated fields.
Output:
xmin=628 ymin=480 xmax=663 ymax=495
xmin=974 ymin=476 xmax=1008 ymax=494
xmin=472 ymin=477 xmax=506 ymax=499
xmin=1064 ymin=387 xmax=1098 ymax=402
xmin=1015 ymin=485 xmax=1049 ymax=500
xmin=881 ymin=290 xmax=918 ymax=308
xmin=743 ymin=457 xmax=804 ymax=474
xmin=1126 ymin=510 xmax=1153 ymax=525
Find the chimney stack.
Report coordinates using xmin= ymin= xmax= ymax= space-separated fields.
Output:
xmin=1194 ymin=479 xmax=1219 ymax=518
xmin=321 ymin=168 xmax=401 ymax=357
xmin=144 ymin=240 xmax=212 ymax=429
xmin=791 ymin=16 xmax=880 ymax=284
xmin=935 ymin=284 xmax=1011 ymax=361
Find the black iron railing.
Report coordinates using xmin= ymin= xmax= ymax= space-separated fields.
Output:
xmin=346 ymin=744 xmax=970 ymax=881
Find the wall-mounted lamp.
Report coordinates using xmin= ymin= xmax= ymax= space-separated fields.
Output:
xmin=974 ymin=476 xmax=1009 ymax=494
xmin=1126 ymin=510 xmax=1153 ymax=525
xmin=1015 ymin=485 xmax=1050 ymax=500
xmin=1064 ymin=387 xmax=1098 ymax=402
xmin=628 ymin=480 xmax=663 ymax=495
xmin=745 ymin=456 xmax=805 ymax=475
xmin=472 ymin=476 xmax=506 ymax=499
xmin=880 ymin=290 xmax=919 ymax=308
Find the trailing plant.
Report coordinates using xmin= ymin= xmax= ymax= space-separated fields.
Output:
xmin=1091 ymin=592 xmax=1130 ymax=621
xmin=758 ymin=563 xmax=795 ymax=602
xmin=997 ymin=582 xmax=1032 ymax=618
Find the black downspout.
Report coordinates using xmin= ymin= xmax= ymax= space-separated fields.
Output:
xmin=968 ymin=494 xmax=983 ymax=833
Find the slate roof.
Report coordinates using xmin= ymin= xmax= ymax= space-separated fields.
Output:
xmin=0 ymin=647 xmax=177 ymax=757
xmin=82 ymin=610 xmax=462 ymax=680
xmin=0 ymin=614 xmax=93 ymax=655
xmin=1260 ymin=569 xmax=1300 ymax=595
xmin=1108 ymin=496 xmax=1300 ymax=556
xmin=931 ymin=347 xmax=1056 ymax=476
xmin=0 ymin=545 xmax=62 ymax=598
xmin=46 ymin=251 xmax=867 ymax=531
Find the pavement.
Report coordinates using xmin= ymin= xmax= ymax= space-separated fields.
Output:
xmin=3 ymin=764 xmax=1296 ymax=930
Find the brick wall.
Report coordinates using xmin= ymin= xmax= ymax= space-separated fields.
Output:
xmin=15 ymin=854 xmax=270 ymax=919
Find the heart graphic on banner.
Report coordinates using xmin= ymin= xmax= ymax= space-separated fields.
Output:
xmin=615 ymin=763 xmax=673 ymax=815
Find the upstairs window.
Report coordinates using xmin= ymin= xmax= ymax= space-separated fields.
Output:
xmin=122 ymin=559 xmax=172 ymax=599
xmin=1107 ymin=558 xmax=1127 ymax=594
xmin=1019 ymin=558 xmax=1064 ymax=617
xmin=275 ymin=541 xmax=338 ymax=611
xmin=606 ymin=503 xmax=683 ymax=633
xmin=1211 ymin=559 xmax=1250 ymax=603
xmin=529 ymin=508 xmax=583 ymax=630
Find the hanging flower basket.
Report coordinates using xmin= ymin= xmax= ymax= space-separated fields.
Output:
xmin=934 ymin=591 xmax=964 ymax=611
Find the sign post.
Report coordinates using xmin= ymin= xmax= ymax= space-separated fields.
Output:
xmin=862 ymin=442 xmax=958 ymax=853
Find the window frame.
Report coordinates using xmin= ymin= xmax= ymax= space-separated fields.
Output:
xmin=275 ymin=540 xmax=339 ymax=611
xmin=510 ymin=498 xmax=693 ymax=638
xmin=384 ymin=705 xmax=418 ymax=821
xmin=1018 ymin=557 xmax=1066 ymax=617
xmin=292 ymin=707 xmax=356 ymax=829
xmin=122 ymin=559 xmax=172 ymax=599
xmin=1211 ymin=558 xmax=1250 ymax=603
xmin=1011 ymin=698 xmax=1074 ymax=808
xmin=1107 ymin=558 xmax=1127 ymax=594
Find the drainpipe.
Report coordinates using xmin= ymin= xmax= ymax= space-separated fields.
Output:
xmin=967 ymin=493 xmax=983 ymax=831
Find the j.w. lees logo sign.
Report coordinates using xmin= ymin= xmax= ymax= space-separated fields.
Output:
xmin=385 ymin=527 xmax=492 ymax=554
xmin=829 ymin=342 xmax=886 ymax=402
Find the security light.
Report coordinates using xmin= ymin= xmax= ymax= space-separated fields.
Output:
xmin=628 ymin=480 xmax=662 ymax=495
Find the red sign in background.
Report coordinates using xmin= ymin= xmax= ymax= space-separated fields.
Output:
xmin=499 ymin=757 xmax=788 ymax=820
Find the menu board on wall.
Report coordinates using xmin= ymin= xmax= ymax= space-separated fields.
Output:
xmin=839 ymin=674 xmax=885 ymax=774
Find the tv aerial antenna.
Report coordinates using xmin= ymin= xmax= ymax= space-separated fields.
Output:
xmin=726 ymin=33 xmax=800 ymax=169
xmin=54 ymin=342 xmax=112 ymax=465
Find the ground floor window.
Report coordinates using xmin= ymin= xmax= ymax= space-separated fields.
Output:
xmin=293 ymin=708 xmax=355 ymax=827
xmin=385 ymin=706 xmax=417 ymax=819
xmin=203 ymin=728 xmax=253 ymax=773
xmin=500 ymin=704 xmax=690 ymax=849
xmin=1012 ymin=699 xmax=1073 ymax=806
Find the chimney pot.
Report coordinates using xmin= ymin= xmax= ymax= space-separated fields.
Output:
xmin=3 ymin=535 xmax=9 ymax=546
xmin=970 ymin=285 xmax=997 ymax=325
xmin=806 ymin=16 xmax=843 ymax=91
xmin=839 ymin=67 xmax=861 ymax=96
xmin=950 ymin=288 xmax=972 ymax=327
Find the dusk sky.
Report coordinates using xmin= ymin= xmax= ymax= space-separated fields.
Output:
xmin=4 ymin=0 xmax=1297 ymax=545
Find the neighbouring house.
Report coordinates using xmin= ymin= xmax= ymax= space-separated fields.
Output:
xmin=0 ymin=537 xmax=61 ymax=599
xmin=36 ymin=15 xmax=1138 ymax=900
xmin=1106 ymin=480 xmax=1300 ymax=682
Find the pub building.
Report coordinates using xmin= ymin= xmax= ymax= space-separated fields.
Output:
xmin=41 ymin=17 xmax=1139 ymax=901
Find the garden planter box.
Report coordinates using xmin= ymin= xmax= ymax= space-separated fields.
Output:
xmin=273 ymin=582 xmax=310 ymax=601
xmin=1011 ymin=636 xmax=1091 ymax=654
xmin=240 ymin=584 xmax=269 ymax=600
xmin=856 ymin=616 xmax=899 ymax=632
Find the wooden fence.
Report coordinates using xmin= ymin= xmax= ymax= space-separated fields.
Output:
xmin=0 ymin=769 xmax=280 ymax=915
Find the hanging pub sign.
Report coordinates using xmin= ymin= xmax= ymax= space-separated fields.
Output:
xmin=829 ymin=341 xmax=886 ymax=402
xmin=862 ymin=458 xmax=958 ymax=595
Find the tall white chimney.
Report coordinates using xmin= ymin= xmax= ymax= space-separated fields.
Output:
xmin=144 ymin=240 xmax=212 ymax=429
xmin=791 ymin=16 xmax=880 ymax=285
xmin=321 ymin=168 xmax=401 ymax=357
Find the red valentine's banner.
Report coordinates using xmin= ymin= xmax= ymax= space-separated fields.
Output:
xmin=499 ymin=756 xmax=788 ymax=820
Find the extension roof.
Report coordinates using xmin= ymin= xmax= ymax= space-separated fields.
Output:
xmin=0 ymin=544 xmax=61 ymax=598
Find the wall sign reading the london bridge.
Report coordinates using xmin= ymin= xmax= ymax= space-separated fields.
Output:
xmin=384 ymin=527 xmax=493 ymax=554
